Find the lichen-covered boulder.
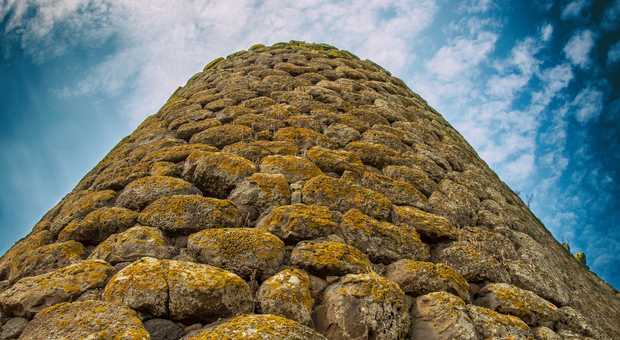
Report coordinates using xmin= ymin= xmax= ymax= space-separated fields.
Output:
xmin=410 ymin=292 xmax=477 ymax=340
xmin=222 ymin=140 xmax=299 ymax=163
xmin=138 ymin=194 xmax=240 ymax=234
xmin=555 ymin=306 xmax=597 ymax=338
xmin=385 ymin=259 xmax=470 ymax=302
xmin=189 ymin=124 xmax=253 ymax=148
xmin=342 ymin=170 xmax=426 ymax=208
xmin=383 ymin=164 xmax=437 ymax=197
xmin=183 ymin=314 xmax=327 ymax=340
xmin=116 ymin=175 xmax=201 ymax=210
xmin=19 ymin=300 xmax=149 ymax=339
xmin=88 ymin=225 xmax=175 ymax=264
xmin=182 ymin=151 xmax=255 ymax=198
xmin=302 ymin=175 xmax=392 ymax=219
xmin=339 ymin=209 xmax=430 ymax=263
xmin=436 ymin=239 xmax=512 ymax=283
xmin=259 ymin=155 xmax=323 ymax=183
xmin=103 ymin=258 xmax=253 ymax=322
xmin=228 ymin=173 xmax=290 ymax=222
xmin=466 ymin=304 xmax=531 ymax=339
xmin=428 ymin=178 xmax=480 ymax=227
xmin=0 ymin=260 xmax=114 ymax=317
xmin=0 ymin=231 xmax=53 ymax=281
xmin=475 ymin=283 xmax=558 ymax=327
xmin=391 ymin=205 xmax=459 ymax=241
xmin=176 ymin=118 xmax=221 ymax=140
xmin=257 ymin=268 xmax=314 ymax=325
xmin=290 ymin=239 xmax=371 ymax=277
xmin=57 ymin=207 xmax=138 ymax=244
xmin=274 ymin=127 xmax=333 ymax=150
xmin=314 ymin=273 xmax=409 ymax=340
xmin=187 ymin=228 xmax=285 ymax=279
xmin=8 ymin=240 xmax=86 ymax=283
xmin=324 ymin=123 xmax=361 ymax=146
xmin=256 ymin=204 xmax=339 ymax=243
xmin=306 ymin=146 xmax=364 ymax=174
xmin=47 ymin=190 xmax=117 ymax=234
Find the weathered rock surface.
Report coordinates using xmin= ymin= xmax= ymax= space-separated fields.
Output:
xmin=410 ymin=292 xmax=477 ymax=340
xmin=183 ymin=314 xmax=327 ymax=340
xmin=314 ymin=273 xmax=409 ymax=340
xmin=290 ymin=238 xmax=372 ymax=277
xmin=0 ymin=260 xmax=113 ymax=317
xmin=2 ymin=41 xmax=618 ymax=339
xmin=19 ymin=300 xmax=149 ymax=339
xmin=187 ymin=228 xmax=285 ymax=279
xmin=138 ymin=194 xmax=240 ymax=233
xmin=385 ymin=259 xmax=470 ymax=302
xmin=103 ymin=257 xmax=253 ymax=322
xmin=257 ymin=268 xmax=314 ymax=325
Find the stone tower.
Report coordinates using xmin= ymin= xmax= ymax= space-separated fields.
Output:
xmin=0 ymin=41 xmax=617 ymax=339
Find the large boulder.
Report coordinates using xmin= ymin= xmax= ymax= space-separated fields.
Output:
xmin=410 ymin=292 xmax=477 ymax=340
xmin=391 ymin=205 xmax=459 ymax=241
xmin=338 ymin=209 xmax=430 ymax=263
xmin=88 ymin=225 xmax=176 ymax=264
xmin=385 ymin=259 xmax=470 ymax=302
xmin=228 ymin=173 xmax=291 ymax=223
xmin=259 ymin=155 xmax=323 ymax=182
xmin=257 ymin=268 xmax=314 ymax=325
xmin=138 ymin=194 xmax=240 ymax=234
xmin=19 ymin=300 xmax=149 ymax=339
xmin=7 ymin=241 xmax=86 ymax=283
xmin=475 ymin=283 xmax=558 ymax=327
xmin=103 ymin=257 xmax=253 ymax=323
xmin=314 ymin=273 xmax=409 ymax=340
xmin=183 ymin=314 xmax=327 ymax=340
xmin=0 ymin=260 xmax=114 ymax=318
xmin=466 ymin=304 xmax=531 ymax=339
xmin=290 ymin=239 xmax=372 ymax=277
xmin=187 ymin=228 xmax=285 ymax=279
xmin=182 ymin=151 xmax=255 ymax=198
xmin=116 ymin=175 xmax=201 ymax=210
xmin=57 ymin=207 xmax=138 ymax=244
xmin=256 ymin=204 xmax=340 ymax=243
xmin=302 ymin=175 xmax=392 ymax=219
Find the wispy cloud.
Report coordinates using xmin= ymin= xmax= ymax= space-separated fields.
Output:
xmin=572 ymin=86 xmax=604 ymax=123
xmin=1 ymin=0 xmax=438 ymax=124
xmin=563 ymin=29 xmax=595 ymax=68
xmin=561 ymin=0 xmax=590 ymax=20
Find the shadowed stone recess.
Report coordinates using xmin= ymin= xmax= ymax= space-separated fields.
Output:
xmin=0 ymin=41 xmax=618 ymax=339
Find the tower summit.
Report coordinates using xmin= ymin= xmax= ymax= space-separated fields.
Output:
xmin=0 ymin=41 xmax=617 ymax=339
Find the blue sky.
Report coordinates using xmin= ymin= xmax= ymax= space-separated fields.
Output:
xmin=1 ymin=0 xmax=619 ymax=287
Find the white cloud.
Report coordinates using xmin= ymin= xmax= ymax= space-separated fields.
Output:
xmin=572 ymin=86 xmax=604 ymax=123
xmin=561 ymin=0 xmax=590 ymax=19
xmin=540 ymin=23 xmax=553 ymax=42
xmin=1 ymin=0 xmax=438 ymax=124
xmin=425 ymin=31 xmax=497 ymax=79
xmin=608 ymin=42 xmax=620 ymax=64
xmin=459 ymin=0 xmax=494 ymax=13
xmin=563 ymin=30 xmax=595 ymax=68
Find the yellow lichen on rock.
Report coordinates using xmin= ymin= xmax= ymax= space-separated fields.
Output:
xmin=187 ymin=228 xmax=285 ymax=279
xmin=256 ymin=204 xmax=339 ymax=243
xmin=257 ymin=268 xmax=314 ymax=325
xmin=290 ymin=239 xmax=372 ymax=277
xmin=259 ymin=155 xmax=323 ymax=183
xmin=301 ymin=175 xmax=392 ymax=219
xmin=183 ymin=314 xmax=326 ymax=340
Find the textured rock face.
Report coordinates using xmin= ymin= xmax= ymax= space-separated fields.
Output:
xmin=0 ymin=41 xmax=618 ymax=339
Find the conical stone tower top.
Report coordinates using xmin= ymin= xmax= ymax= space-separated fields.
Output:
xmin=0 ymin=41 xmax=618 ymax=339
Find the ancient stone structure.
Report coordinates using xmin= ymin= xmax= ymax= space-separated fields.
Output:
xmin=0 ymin=41 xmax=618 ymax=339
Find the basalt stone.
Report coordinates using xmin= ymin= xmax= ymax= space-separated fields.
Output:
xmin=3 ymin=41 xmax=619 ymax=339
